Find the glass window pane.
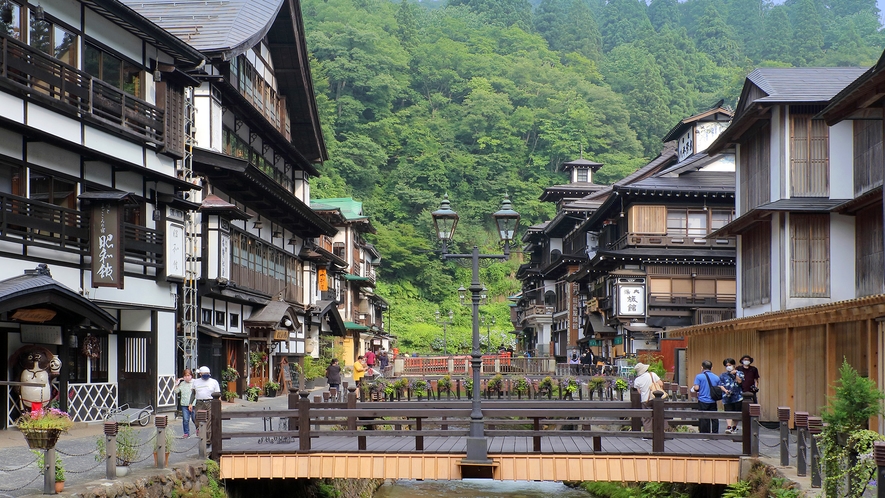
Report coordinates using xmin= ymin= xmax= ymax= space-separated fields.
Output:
xmin=667 ymin=210 xmax=687 ymax=236
xmin=84 ymin=44 xmax=100 ymax=78
xmin=29 ymin=15 xmax=50 ymax=54
xmin=711 ymin=210 xmax=732 ymax=231
xmin=122 ymin=61 xmax=142 ymax=97
xmin=102 ymin=52 xmax=122 ymax=87
xmin=53 ymin=25 xmax=76 ymax=66
xmin=0 ymin=2 xmax=22 ymax=40
xmin=687 ymin=212 xmax=707 ymax=236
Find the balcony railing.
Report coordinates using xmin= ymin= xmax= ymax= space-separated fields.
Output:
xmin=648 ymin=293 xmax=736 ymax=307
xmin=317 ymin=235 xmax=333 ymax=253
xmin=611 ymin=233 xmax=735 ymax=250
xmin=122 ymin=223 xmax=163 ymax=269
xmin=0 ymin=34 xmax=164 ymax=145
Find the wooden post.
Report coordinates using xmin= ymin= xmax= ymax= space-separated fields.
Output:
xmin=741 ymin=399 xmax=751 ymax=455
xmin=298 ymin=390 xmax=311 ymax=451
xmin=196 ymin=410 xmax=208 ymax=458
xmin=875 ymin=442 xmax=885 ymax=498
xmin=778 ymin=406 xmax=791 ymax=466
xmin=44 ymin=447 xmax=55 ymax=495
xmin=210 ymin=392 xmax=222 ymax=460
xmin=651 ymin=391 xmax=665 ymax=453
xmin=155 ymin=415 xmax=167 ymax=469
xmin=415 ymin=417 xmax=423 ymax=450
xmin=630 ymin=389 xmax=641 ymax=431
xmin=795 ymin=411 xmax=808 ymax=477
xmin=533 ymin=417 xmax=541 ymax=452
xmin=809 ymin=416 xmax=823 ymax=488
xmin=104 ymin=421 xmax=117 ymax=479
xmin=750 ymin=404 xmax=761 ymax=458
xmin=288 ymin=385 xmax=300 ymax=442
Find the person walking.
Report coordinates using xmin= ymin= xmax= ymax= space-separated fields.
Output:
xmin=736 ymin=354 xmax=760 ymax=403
xmin=193 ymin=366 xmax=221 ymax=439
xmin=632 ymin=362 xmax=662 ymax=433
xmin=691 ymin=360 xmax=727 ymax=434
xmin=353 ymin=355 xmax=367 ymax=387
xmin=720 ymin=358 xmax=745 ymax=435
xmin=365 ymin=349 xmax=376 ymax=368
xmin=325 ymin=358 xmax=341 ymax=394
xmin=568 ymin=352 xmax=580 ymax=375
xmin=580 ymin=350 xmax=594 ymax=375
xmin=174 ymin=369 xmax=195 ymax=438
xmin=378 ymin=350 xmax=390 ymax=374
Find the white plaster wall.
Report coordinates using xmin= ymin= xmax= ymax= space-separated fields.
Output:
xmin=828 ymin=213 xmax=856 ymax=300
xmin=829 ymin=122 xmax=854 ymax=199
xmin=157 ymin=311 xmax=176 ymax=376
xmin=0 ymin=129 xmax=22 ymax=160
xmin=27 ymin=105 xmax=82 ymax=144
xmin=84 ymin=161 xmax=113 ymax=185
xmin=45 ymin=0 xmax=80 ymax=35
xmin=107 ymin=335 xmax=118 ymax=383
xmin=84 ymin=128 xmax=143 ymax=165
xmin=550 ymin=238 xmax=562 ymax=252
xmin=84 ymin=9 xmax=143 ymax=64
xmin=115 ymin=170 xmax=144 ymax=195
xmin=699 ymin=155 xmax=735 ymax=172
xmin=120 ymin=310 xmax=152 ymax=332
xmin=771 ymin=106 xmax=784 ymax=201
xmin=144 ymin=151 xmax=177 ymax=178
xmin=194 ymin=84 xmax=214 ymax=150
xmin=28 ymin=143 xmax=80 ymax=178
xmin=84 ymin=276 xmax=176 ymax=310
xmin=0 ymin=93 xmax=24 ymax=123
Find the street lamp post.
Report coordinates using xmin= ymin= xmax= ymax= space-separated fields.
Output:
xmin=432 ymin=194 xmax=519 ymax=465
xmin=481 ymin=315 xmax=496 ymax=354
xmin=435 ymin=309 xmax=454 ymax=355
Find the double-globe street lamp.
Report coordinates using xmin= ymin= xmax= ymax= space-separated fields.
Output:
xmin=435 ymin=309 xmax=454 ymax=355
xmin=432 ymin=194 xmax=519 ymax=465
xmin=481 ymin=315 xmax=496 ymax=354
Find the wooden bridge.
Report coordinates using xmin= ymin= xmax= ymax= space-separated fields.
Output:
xmin=204 ymin=389 xmax=762 ymax=485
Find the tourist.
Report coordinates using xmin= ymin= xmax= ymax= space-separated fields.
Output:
xmin=325 ymin=358 xmax=341 ymax=393
xmin=366 ymin=349 xmax=376 ymax=368
xmin=632 ymin=362 xmax=662 ymax=432
xmin=193 ymin=366 xmax=221 ymax=438
xmin=691 ymin=360 xmax=727 ymax=434
xmin=720 ymin=358 xmax=745 ymax=435
xmin=736 ymin=354 xmax=760 ymax=403
xmin=569 ymin=352 xmax=580 ymax=374
xmin=174 ymin=369 xmax=195 ymax=438
xmin=353 ymin=355 xmax=367 ymax=387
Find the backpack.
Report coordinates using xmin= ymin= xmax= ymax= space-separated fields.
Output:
xmin=704 ymin=372 xmax=723 ymax=401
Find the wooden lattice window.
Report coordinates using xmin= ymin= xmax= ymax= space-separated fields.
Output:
xmin=741 ymin=221 xmax=771 ymax=307
xmin=790 ymin=214 xmax=829 ymax=298
xmin=790 ymin=109 xmax=829 ymax=197
xmin=628 ymin=205 xmax=666 ymax=234
xmin=856 ymin=205 xmax=884 ymax=297
xmin=853 ymin=119 xmax=884 ymax=196
xmin=739 ymin=123 xmax=770 ymax=214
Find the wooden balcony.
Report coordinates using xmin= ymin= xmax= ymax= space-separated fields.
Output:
xmin=317 ymin=235 xmax=334 ymax=252
xmin=0 ymin=34 xmax=164 ymax=145
xmin=648 ymin=293 xmax=736 ymax=308
xmin=611 ymin=233 xmax=735 ymax=250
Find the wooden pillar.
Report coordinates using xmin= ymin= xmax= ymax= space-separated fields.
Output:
xmin=786 ymin=327 xmax=795 ymax=426
xmin=298 ymin=391 xmax=310 ymax=451
xmin=826 ymin=323 xmax=837 ymax=400
xmin=210 ymin=392 xmax=222 ymax=460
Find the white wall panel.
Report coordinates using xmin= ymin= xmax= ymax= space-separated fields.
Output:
xmin=157 ymin=311 xmax=176 ymax=375
xmin=27 ymin=105 xmax=81 ymax=144
xmin=0 ymin=128 xmax=22 ymax=159
xmin=84 ymin=127 xmax=143 ymax=164
xmin=44 ymin=0 xmax=81 ymax=31
xmin=85 ymin=275 xmax=176 ymax=310
xmin=28 ymin=142 xmax=79 ymax=177
xmin=120 ymin=309 xmax=152 ymax=332
xmin=829 ymin=122 xmax=854 ymax=199
xmin=0 ymin=93 xmax=24 ymax=123
xmin=84 ymin=9 xmax=143 ymax=64
xmin=84 ymin=161 xmax=113 ymax=186
xmin=114 ymin=170 xmax=144 ymax=195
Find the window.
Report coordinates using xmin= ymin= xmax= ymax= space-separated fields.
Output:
xmin=201 ymin=309 xmax=213 ymax=324
xmin=230 ymin=313 xmax=240 ymax=328
xmin=711 ymin=210 xmax=733 ymax=231
xmin=0 ymin=163 xmax=24 ymax=196
xmin=29 ymin=15 xmax=76 ymax=66
xmin=739 ymin=123 xmax=770 ymax=214
xmin=790 ymin=110 xmax=829 ymax=197
xmin=84 ymin=43 xmax=143 ymax=98
xmin=790 ymin=214 xmax=829 ymax=298
xmin=576 ymin=169 xmax=588 ymax=182
xmin=741 ymin=222 xmax=771 ymax=307
xmin=853 ymin=119 xmax=884 ymax=196
xmin=215 ymin=310 xmax=225 ymax=327
xmin=856 ymin=206 xmax=884 ymax=297
xmin=628 ymin=205 xmax=666 ymax=234
xmin=0 ymin=1 xmax=23 ymax=40
xmin=29 ymin=170 xmax=76 ymax=209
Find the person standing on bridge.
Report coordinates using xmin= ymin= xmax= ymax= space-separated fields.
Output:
xmin=720 ymin=358 xmax=744 ymax=435
xmin=325 ymin=358 xmax=341 ymax=394
xmin=736 ymin=355 xmax=760 ymax=403
xmin=365 ymin=349 xmax=376 ymax=369
xmin=353 ymin=355 xmax=367 ymax=387
xmin=691 ymin=360 xmax=727 ymax=434
xmin=633 ymin=362 xmax=662 ymax=432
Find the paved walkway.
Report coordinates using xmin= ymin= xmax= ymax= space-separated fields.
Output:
xmin=0 ymin=393 xmax=823 ymax=497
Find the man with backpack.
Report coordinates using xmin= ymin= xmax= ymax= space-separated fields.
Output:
xmin=690 ymin=360 xmax=727 ymax=434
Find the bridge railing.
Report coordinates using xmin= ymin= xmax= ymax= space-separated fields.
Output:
xmin=208 ymin=390 xmax=760 ymax=458
xmin=400 ymin=355 xmax=556 ymax=376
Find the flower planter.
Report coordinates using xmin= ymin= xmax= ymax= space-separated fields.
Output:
xmin=55 ymin=482 xmax=64 ymax=493
xmin=153 ymin=452 xmax=169 ymax=467
xmin=265 ymin=388 xmax=277 ymax=398
xmin=21 ymin=428 xmax=62 ymax=449
xmin=116 ymin=465 xmax=130 ymax=477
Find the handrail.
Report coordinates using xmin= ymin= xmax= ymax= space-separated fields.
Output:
xmin=0 ymin=32 xmax=164 ymax=145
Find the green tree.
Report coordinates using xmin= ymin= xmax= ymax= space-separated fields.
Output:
xmin=759 ymin=6 xmax=794 ymax=64
xmin=693 ymin=4 xmax=745 ymax=66
xmin=790 ymin=0 xmax=824 ymax=65
xmin=648 ymin=0 xmax=679 ymax=31
xmin=447 ymin=0 xmax=533 ymax=30
xmin=600 ymin=0 xmax=654 ymax=51
xmin=533 ymin=0 xmax=602 ymax=60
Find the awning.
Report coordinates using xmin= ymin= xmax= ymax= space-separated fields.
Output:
xmin=0 ymin=265 xmax=116 ymax=331
xmin=344 ymin=274 xmax=370 ymax=281
xmin=313 ymin=300 xmax=346 ymax=336
xmin=197 ymin=324 xmax=246 ymax=339
xmin=344 ymin=321 xmax=369 ymax=331
xmin=584 ymin=313 xmax=616 ymax=335
xmin=712 ymin=198 xmax=851 ymax=237
xmin=243 ymin=301 xmax=299 ymax=329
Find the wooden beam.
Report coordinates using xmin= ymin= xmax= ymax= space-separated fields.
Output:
xmin=826 ymin=323 xmax=837 ymax=400
xmin=786 ymin=327 xmax=795 ymax=426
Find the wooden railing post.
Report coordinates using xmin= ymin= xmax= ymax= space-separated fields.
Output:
xmin=778 ymin=406 xmax=791 ymax=466
xmin=415 ymin=417 xmax=423 ymax=451
xmin=155 ymin=415 xmax=167 ymax=469
xmin=874 ymin=441 xmax=885 ymax=498
xmin=741 ymin=398 xmax=751 ymax=455
xmin=533 ymin=417 xmax=541 ymax=452
xmin=651 ymin=391 xmax=665 ymax=453
xmin=808 ymin=416 xmax=823 ymax=488
xmin=298 ymin=390 xmax=311 ymax=451
xmin=104 ymin=421 xmax=117 ymax=479
xmin=196 ymin=410 xmax=208 ymax=458
xmin=210 ymin=392 xmax=222 ymax=460
xmin=795 ymin=411 xmax=808 ymax=477
xmin=630 ymin=388 xmax=641 ymax=431
xmin=314 ymin=396 xmax=322 ymax=430
xmin=749 ymin=404 xmax=761 ymax=457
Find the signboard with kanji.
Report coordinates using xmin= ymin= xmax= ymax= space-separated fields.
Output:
xmin=617 ymin=284 xmax=645 ymax=317
xmin=91 ymin=202 xmax=122 ymax=288
xmin=318 ymin=268 xmax=328 ymax=291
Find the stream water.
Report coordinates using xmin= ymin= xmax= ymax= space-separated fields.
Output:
xmin=373 ymin=479 xmax=593 ymax=497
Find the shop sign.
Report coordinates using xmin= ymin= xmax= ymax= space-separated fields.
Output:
xmin=91 ymin=202 xmax=122 ymax=288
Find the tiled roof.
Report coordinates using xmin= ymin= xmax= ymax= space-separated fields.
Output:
xmin=747 ymin=67 xmax=869 ymax=103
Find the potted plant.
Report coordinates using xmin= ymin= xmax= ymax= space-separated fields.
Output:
xmin=413 ymin=379 xmax=428 ymax=400
xmin=615 ymin=378 xmax=630 ymax=401
xmin=538 ymin=376 xmax=554 ymax=399
xmin=221 ymin=366 xmax=239 ymax=393
xmin=487 ymin=374 xmax=504 ymax=398
xmin=438 ymin=375 xmax=452 ymax=398
xmin=264 ymin=380 xmax=280 ymax=397
xmin=32 ymin=450 xmax=65 ymax=492
xmin=16 ymin=408 xmax=74 ymax=449
xmin=563 ymin=377 xmax=580 ymax=400
xmin=95 ymin=422 xmax=140 ymax=477
xmin=589 ymin=375 xmax=607 ymax=400
xmin=223 ymin=390 xmax=238 ymax=402
xmin=245 ymin=384 xmax=261 ymax=402
xmin=514 ymin=377 xmax=530 ymax=399
xmin=153 ymin=425 xmax=174 ymax=467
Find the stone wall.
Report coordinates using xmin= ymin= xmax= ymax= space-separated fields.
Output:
xmin=57 ymin=461 xmax=211 ymax=498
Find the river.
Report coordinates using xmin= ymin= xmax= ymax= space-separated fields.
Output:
xmin=374 ymin=479 xmax=592 ymax=497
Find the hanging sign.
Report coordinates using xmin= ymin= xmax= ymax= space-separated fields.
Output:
xmin=91 ymin=202 xmax=122 ymax=288
xmin=318 ymin=268 xmax=328 ymax=291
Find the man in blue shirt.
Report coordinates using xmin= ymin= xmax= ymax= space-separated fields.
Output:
xmin=691 ymin=360 xmax=727 ymax=434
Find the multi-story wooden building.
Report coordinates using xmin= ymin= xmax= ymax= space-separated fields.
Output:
xmin=676 ymin=67 xmax=885 ymax=424
xmin=0 ymin=0 xmax=205 ymax=426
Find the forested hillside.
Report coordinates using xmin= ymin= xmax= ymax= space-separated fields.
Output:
xmin=302 ymin=0 xmax=884 ymax=353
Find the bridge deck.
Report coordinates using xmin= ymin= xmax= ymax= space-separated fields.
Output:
xmin=220 ymin=434 xmax=742 ymax=456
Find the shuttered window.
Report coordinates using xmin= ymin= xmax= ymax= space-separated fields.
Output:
xmin=853 ymin=119 xmax=884 ymax=196
xmin=161 ymin=81 xmax=186 ymax=159
xmin=790 ymin=110 xmax=829 ymax=197
xmin=628 ymin=205 xmax=666 ymax=234
xmin=790 ymin=214 xmax=829 ymax=298
xmin=739 ymin=123 xmax=770 ymax=214
xmin=741 ymin=221 xmax=771 ymax=307
xmin=856 ymin=205 xmax=885 ymax=297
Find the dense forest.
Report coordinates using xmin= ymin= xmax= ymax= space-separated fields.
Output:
xmin=302 ymin=0 xmax=885 ymax=353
